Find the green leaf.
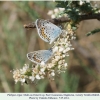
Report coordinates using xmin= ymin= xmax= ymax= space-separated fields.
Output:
xmin=86 ymin=28 xmax=100 ymax=36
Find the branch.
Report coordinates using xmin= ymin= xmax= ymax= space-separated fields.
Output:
xmin=79 ymin=13 xmax=100 ymax=21
xmin=24 ymin=17 xmax=70 ymax=29
xmin=24 ymin=13 xmax=100 ymax=29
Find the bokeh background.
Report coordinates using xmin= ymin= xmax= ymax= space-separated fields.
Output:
xmin=0 ymin=1 xmax=100 ymax=92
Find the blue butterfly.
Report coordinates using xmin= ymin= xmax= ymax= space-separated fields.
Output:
xmin=27 ymin=49 xmax=53 ymax=64
xmin=35 ymin=19 xmax=62 ymax=44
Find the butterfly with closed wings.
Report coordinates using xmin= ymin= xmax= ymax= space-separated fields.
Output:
xmin=35 ymin=19 xmax=62 ymax=44
xmin=27 ymin=48 xmax=53 ymax=64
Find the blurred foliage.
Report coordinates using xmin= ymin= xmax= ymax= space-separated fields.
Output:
xmin=0 ymin=1 xmax=55 ymax=92
xmin=0 ymin=1 xmax=100 ymax=93
xmin=56 ymin=1 xmax=99 ymax=27
xmin=56 ymin=1 xmax=100 ymax=36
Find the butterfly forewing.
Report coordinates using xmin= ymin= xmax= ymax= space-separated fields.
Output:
xmin=35 ymin=19 xmax=49 ymax=43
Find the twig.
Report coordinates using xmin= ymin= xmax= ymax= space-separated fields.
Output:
xmin=79 ymin=13 xmax=100 ymax=21
xmin=24 ymin=17 xmax=70 ymax=29
xmin=24 ymin=13 xmax=100 ymax=29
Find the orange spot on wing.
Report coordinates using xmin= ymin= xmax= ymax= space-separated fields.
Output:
xmin=40 ymin=27 xmax=50 ymax=41
xmin=33 ymin=55 xmax=41 ymax=63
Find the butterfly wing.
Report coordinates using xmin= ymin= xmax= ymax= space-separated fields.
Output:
xmin=35 ymin=19 xmax=49 ymax=43
xmin=27 ymin=49 xmax=53 ymax=64
xmin=35 ymin=19 xmax=62 ymax=44
xmin=43 ymin=20 xmax=62 ymax=44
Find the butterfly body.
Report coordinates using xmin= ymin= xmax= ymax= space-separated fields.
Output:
xmin=27 ymin=49 xmax=53 ymax=64
xmin=35 ymin=19 xmax=62 ymax=44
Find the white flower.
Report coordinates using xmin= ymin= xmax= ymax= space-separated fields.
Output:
xmin=32 ymin=66 xmax=39 ymax=74
xmin=47 ymin=63 xmax=55 ymax=69
xmin=36 ymin=74 xmax=41 ymax=80
xmin=40 ymin=67 xmax=45 ymax=72
xmin=65 ymin=47 xmax=71 ymax=52
xmin=29 ymin=76 xmax=35 ymax=81
xmin=86 ymin=0 xmax=90 ymax=3
xmin=55 ymin=55 xmax=60 ymax=60
xmin=71 ymin=36 xmax=76 ymax=40
xmin=59 ymin=8 xmax=65 ymax=12
xmin=59 ymin=47 xmax=64 ymax=52
xmin=13 ymin=69 xmax=21 ymax=83
xmin=53 ymin=46 xmax=58 ymax=53
xmin=51 ymin=59 xmax=56 ymax=64
xmin=15 ymin=79 xmax=19 ymax=83
xmin=58 ymin=65 xmax=61 ymax=69
xmin=54 ymin=8 xmax=59 ymax=13
xmin=51 ymin=14 xmax=55 ymax=18
xmin=20 ymin=78 xmax=25 ymax=83
xmin=58 ymin=60 xmax=63 ymax=65
xmin=51 ymin=71 xmax=55 ymax=76
xmin=58 ymin=15 xmax=62 ymax=17
xmin=64 ymin=63 xmax=67 ymax=67
xmin=62 ymin=54 xmax=66 ymax=58
xmin=63 ymin=50 xmax=66 ymax=53
xmin=40 ymin=61 xmax=45 ymax=66
xmin=47 ymin=10 xmax=53 ymax=15
xmin=60 ymin=38 xmax=65 ymax=43
xmin=20 ymin=64 xmax=29 ymax=74
xmin=79 ymin=1 xmax=84 ymax=5
xmin=65 ymin=38 xmax=68 ymax=42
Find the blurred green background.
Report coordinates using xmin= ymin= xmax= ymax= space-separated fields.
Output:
xmin=0 ymin=1 xmax=100 ymax=92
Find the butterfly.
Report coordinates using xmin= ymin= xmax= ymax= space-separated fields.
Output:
xmin=27 ymin=49 xmax=53 ymax=64
xmin=35 ymin=19 xmax=62 ymax=44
